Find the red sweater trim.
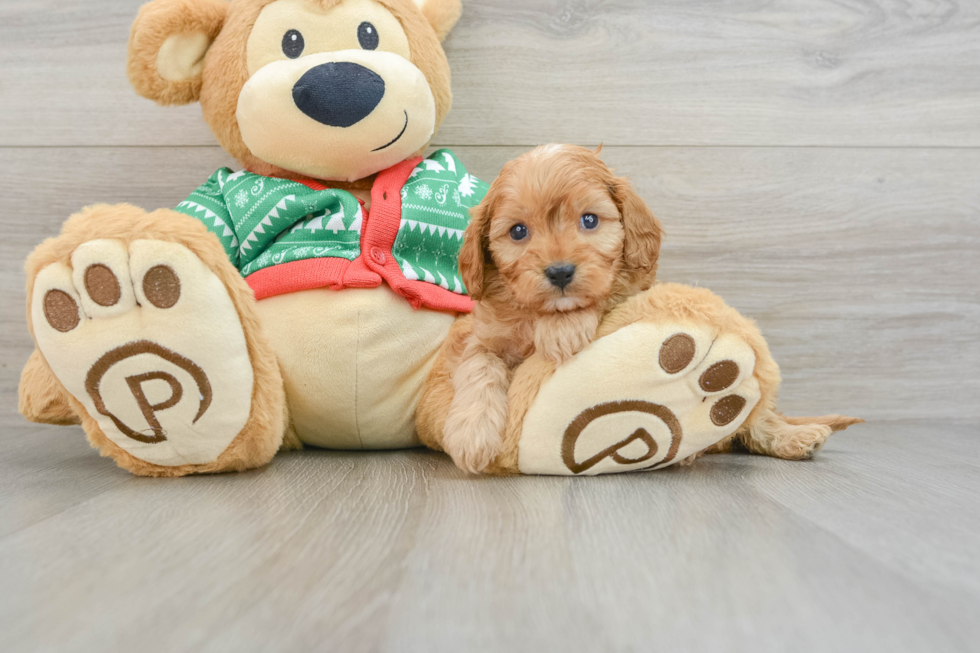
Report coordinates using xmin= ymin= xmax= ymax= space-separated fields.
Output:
xmin=246 ymin=257 xmax=382 ymax=300
xmin=244 ymin=159 xmax=474 ymax=313
xmin=361 ymin=159 xmax=475 ymax=313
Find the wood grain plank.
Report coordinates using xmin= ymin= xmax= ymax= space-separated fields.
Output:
xmin=2 ymin=0 xmax=979 ymax=147
xmin=0 ymin=420 xmax=977 ymax=652
xmin=2 ymin=145 xmax=976 ymax=422
xmin=0 ymin=424 xmax=133 ymax=539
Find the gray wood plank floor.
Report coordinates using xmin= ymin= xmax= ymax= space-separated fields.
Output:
xmin=2 ymin=420 xmax=978 ymax=652
xmin=1 ymin=0 xmax=978 ymax=651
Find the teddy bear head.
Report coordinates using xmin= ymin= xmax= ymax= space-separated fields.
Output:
xmin=127 ymin=0 xmax=462 ymax=182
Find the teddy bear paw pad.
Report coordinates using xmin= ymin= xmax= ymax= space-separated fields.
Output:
xmin=32 ymin=239 xmax=254 ymax=467
xmin=517 ymin=322 xmax=761 ymax=475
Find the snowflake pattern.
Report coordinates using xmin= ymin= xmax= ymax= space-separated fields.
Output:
xmin=415 ymin=184 xmax=433 ymax=200
xmin=234 ymin=189 xmax=250 ymax=208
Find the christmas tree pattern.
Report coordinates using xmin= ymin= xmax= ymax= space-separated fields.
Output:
xmin=393 ymin=149 xmax=489 ymax=295
xmin=175 ymin=168 xmax=362 ymax=277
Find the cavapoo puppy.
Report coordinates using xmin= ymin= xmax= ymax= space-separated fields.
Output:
xmin=441 ymin=144 xmax=663 ymax=473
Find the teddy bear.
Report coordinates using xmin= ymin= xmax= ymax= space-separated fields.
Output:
xmin=18 ymin=0 xmax=860 ymax=477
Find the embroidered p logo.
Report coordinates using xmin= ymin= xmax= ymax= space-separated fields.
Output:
xmin=85 ymin=341 xmax=212 ymax=444
xmin=561 ymin=400 xmax=683 ymax=474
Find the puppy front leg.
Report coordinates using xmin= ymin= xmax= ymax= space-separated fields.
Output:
xmin=534 ymin=310 xmax=600 ymax=365
xmin=442 ymin=343 xmax=511 ymax=474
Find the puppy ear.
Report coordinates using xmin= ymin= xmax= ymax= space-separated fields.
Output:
xmin=612 ymin=177 xmax=663 ymax=286
xmin=459 ymin=200 xmax=492 ymax=300
xmin=127 ymin=0 xmax=229 ymax=106
xmin=413 ymin=0 xmax=463 ymax=41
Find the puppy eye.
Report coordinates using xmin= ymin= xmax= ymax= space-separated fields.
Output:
xmin=509 ymin=224 xmax=529 ymax=241
xmin=282 ymin=30 xmax=305 ymax=58
xmin=580 ymin=213 xmax=600 ymax=230
xmin=358 ymin=22 xmax=379 ymax=50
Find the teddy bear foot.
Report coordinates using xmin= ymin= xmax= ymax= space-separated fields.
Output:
xmin=24 ymin=206 xmax=287 ymax=476
xmin=515 ymin=321 xmax=762 ymax=475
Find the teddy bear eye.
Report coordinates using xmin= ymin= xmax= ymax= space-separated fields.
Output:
xmin=509 ymin=224 xmax=529 ymax=241
xmin=358 ymin=22 xmax=379 ymax=50
xmin=580 ymin=213 xmax=599 ymax=230
xmin=282 ymin=29 xmax=305 ymax=58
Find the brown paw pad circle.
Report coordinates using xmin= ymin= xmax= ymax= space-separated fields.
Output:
xmin=710 ymin=394 xmax=746 ymax=426
xmin=659 ymin=333 xmax=696 ymax=373
xmin=143 ymin=265 xmax=181 ymax=308
xmin=699 ymin=360 xmax=739 ymax=392
xmin=84 ymin=264 xmax=121 ymax=307
xmin=43 ymin=290 xmax=80 ymax=332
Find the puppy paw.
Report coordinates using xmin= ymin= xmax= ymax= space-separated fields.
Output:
xmin=765 ymin=422 xmax=834 ymax=460
xmin=534 ymin=310 xmax=599 ymax=365
xmin=442 ymin=406 xmax=504 ymax=474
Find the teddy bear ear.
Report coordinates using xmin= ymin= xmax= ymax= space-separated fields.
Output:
xmin=127 ymin=0 xmax=229 ymax=106
xmin=413 ymin=0 xmax=463 ymax=41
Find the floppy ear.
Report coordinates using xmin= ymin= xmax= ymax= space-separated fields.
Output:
xmin=413 ymin=0 xmax=463 ymax=41
xmin=459 ymin=199 xmax=493 ymax=301
xmin=127 ymin=0 xmax=229 ymax=106
xmin=612 ymin=176 xmax=663 ymax=287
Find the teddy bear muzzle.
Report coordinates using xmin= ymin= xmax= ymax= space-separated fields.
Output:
xmin=237 ymin=49 xmax=436 ymax=182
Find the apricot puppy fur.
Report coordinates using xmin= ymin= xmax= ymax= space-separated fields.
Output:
xmin=441 ymin=144 xmax=663 ymax=473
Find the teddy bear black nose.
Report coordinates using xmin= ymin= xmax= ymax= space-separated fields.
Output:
xmin=292 ymin=62 xmax=385 ymax=128
xmin=545 ymin=263 xmax=576 ymax=290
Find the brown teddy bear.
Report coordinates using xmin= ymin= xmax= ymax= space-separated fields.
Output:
xmin=18 ymin=0 xmax=859 ymax=477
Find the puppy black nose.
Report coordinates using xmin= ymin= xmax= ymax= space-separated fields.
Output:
xmin=292 ymin=62 xmax=385 ymax=128
xmin=545 ymin=263 xmax=576 ymax=289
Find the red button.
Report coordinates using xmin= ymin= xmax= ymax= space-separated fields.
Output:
xmin=370 ymin=247 xmax=386 ymax=265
